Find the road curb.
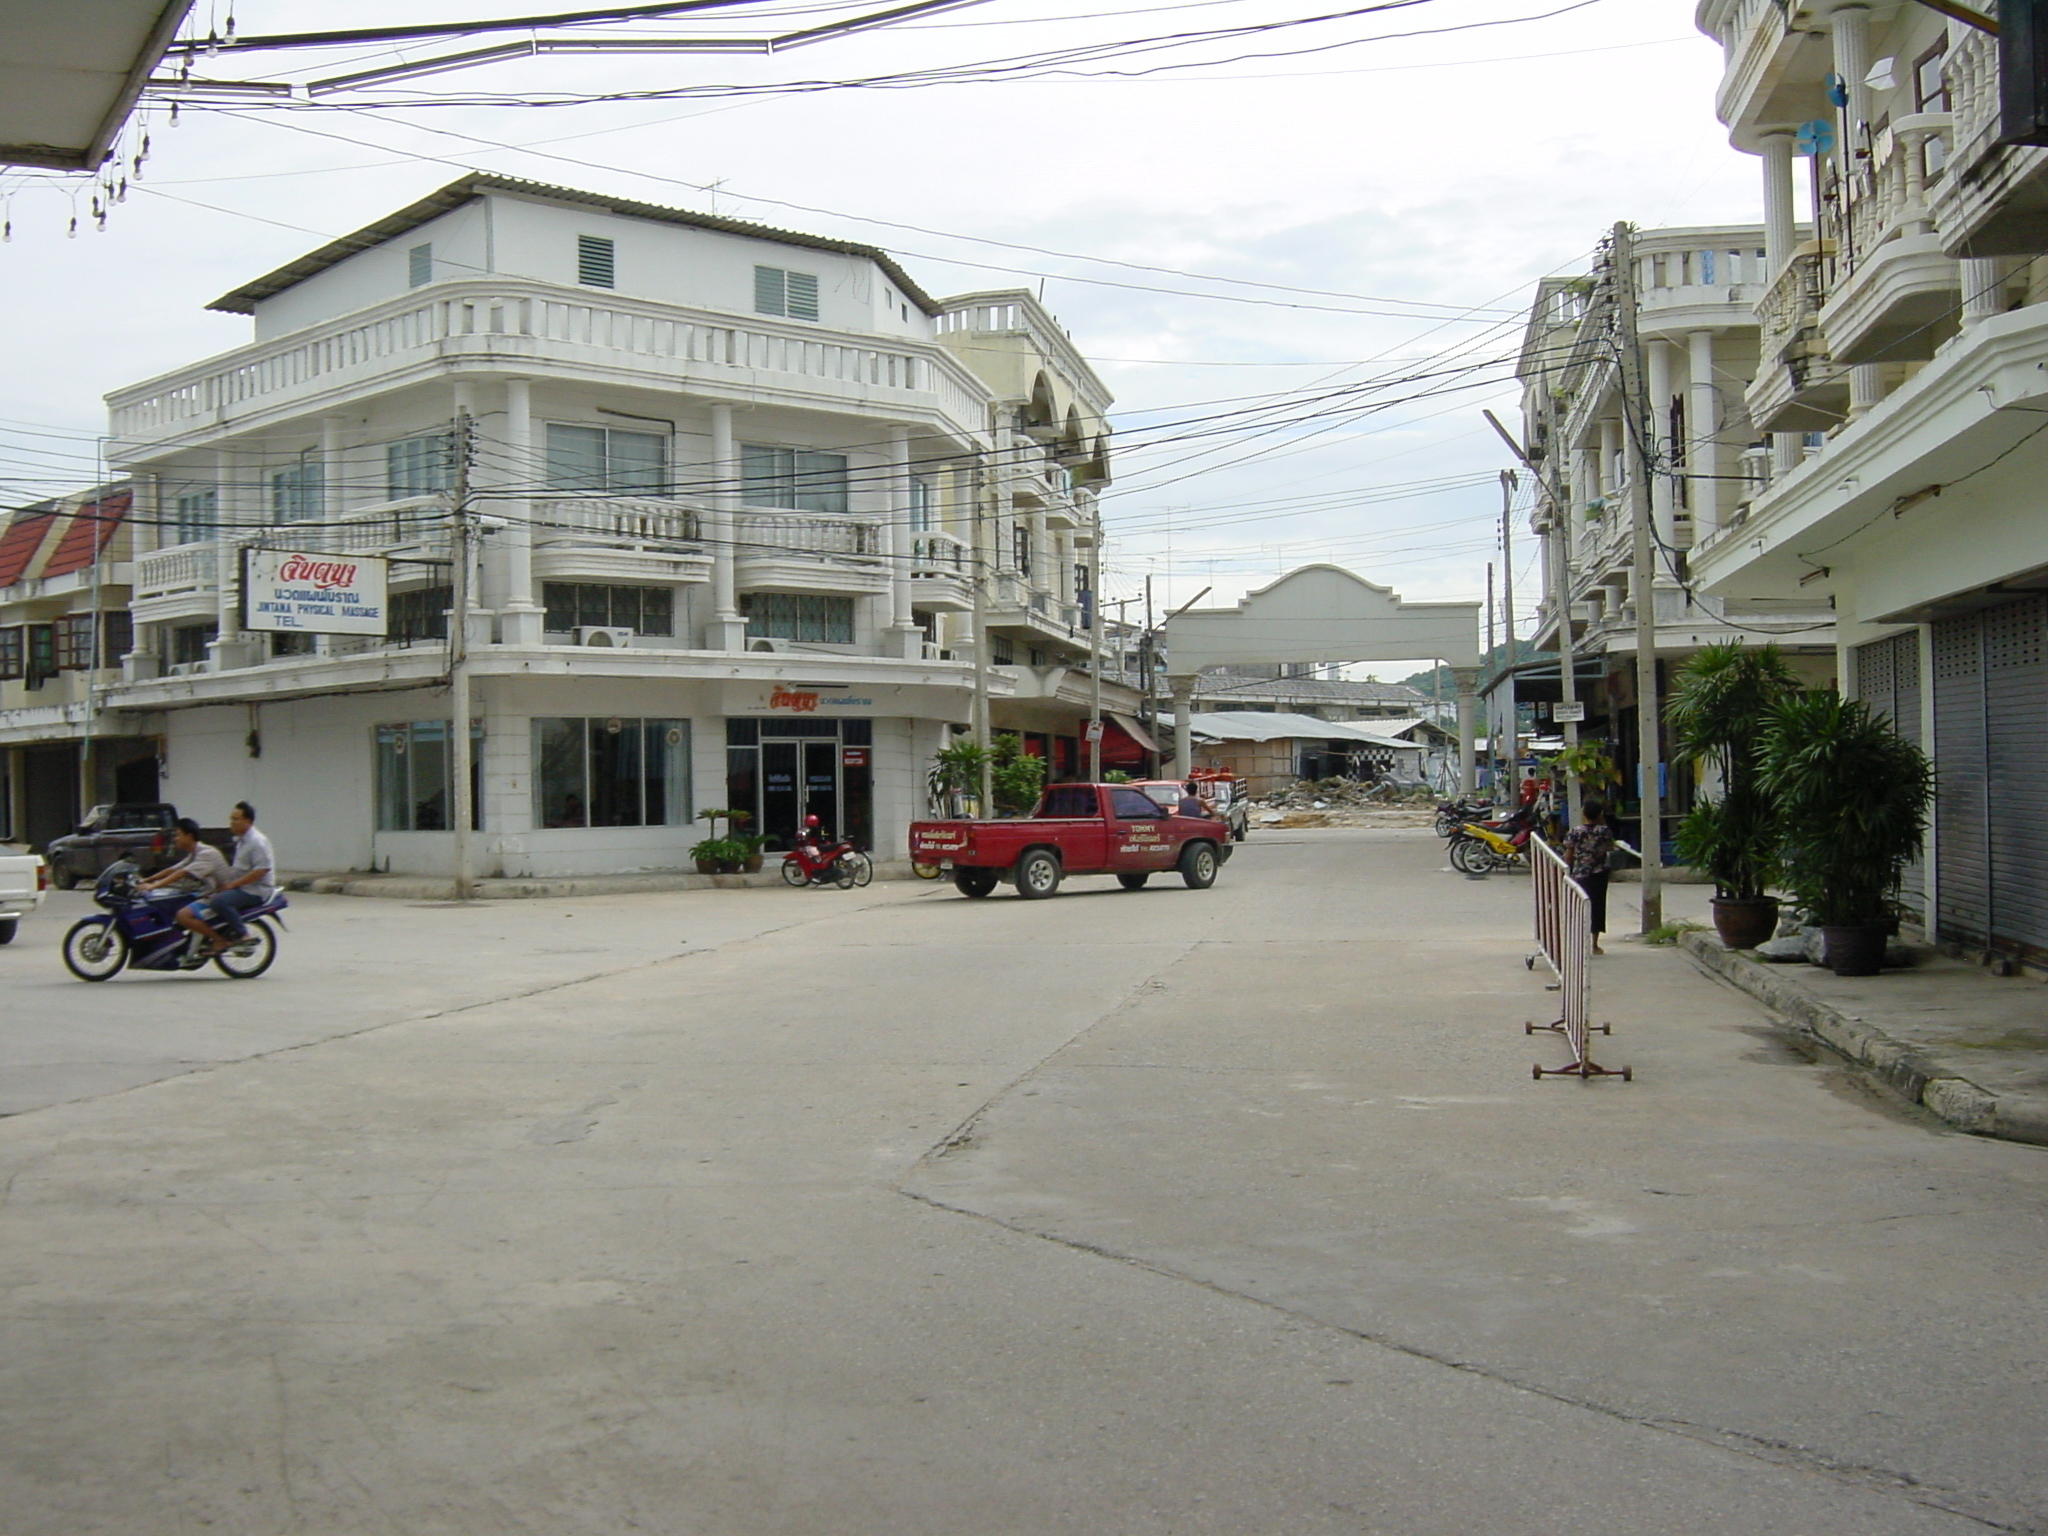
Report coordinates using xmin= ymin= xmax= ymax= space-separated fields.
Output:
xmin=284 ymin=865 xmax=920 ymax=900
xmin=1679 ymin=932 xmax=2048 ymax=1146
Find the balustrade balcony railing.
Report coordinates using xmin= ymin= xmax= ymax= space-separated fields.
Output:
xmin=910 ymin=531 xmax=969 ymax=574
xmin=534 ymin=495 xmax=701 ymax=551
xmin=108 ymin=279 xmax=990 ymax=450
xmin=132 ymin=544 xmax=218 ymax=605
xmin=737 ymin=511 xmax=883 ymax=560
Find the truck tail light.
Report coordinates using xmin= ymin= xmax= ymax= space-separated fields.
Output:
xmin=37 ymin=862 xmax=48 ymax=891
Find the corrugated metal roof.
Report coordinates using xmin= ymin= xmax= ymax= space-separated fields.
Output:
xmin=40 ymin=490 xmax=129 ymax=578
xmin=1187 ymin=711 xmax=1425 ymax=750
xmin=206 ymin=174 xmax=942 ymax=317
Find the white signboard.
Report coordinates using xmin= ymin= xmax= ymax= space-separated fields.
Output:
xmin=242 ymin=549 xmax=390 ymax=636
xmin=1551 ymin=701 xmax=1587 ymax=724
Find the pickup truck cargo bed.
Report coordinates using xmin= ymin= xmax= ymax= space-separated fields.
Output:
xmin=910 ymin=782 xmax=1229 ymax=900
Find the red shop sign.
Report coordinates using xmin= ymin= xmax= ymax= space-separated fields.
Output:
xmin=842 ymin=748 xmax=870 ymax=767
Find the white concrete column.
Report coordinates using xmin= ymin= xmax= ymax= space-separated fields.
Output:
xmin=1688 ymin=330 xmax=1722 ymax=539
xmin=886 ymin=425 xmax=919 ymax=658
xmin=1762 ymin=133 xmax=1797 ymax=276
xmin=1963 ymin=257 xmax=2005 ymax=325
xmin=1452 ymin=666 xmax=1480 ymax=797
xmin=320 ymin=417 xmax=343 ymax=517
xmin=500 ymin=378 xmax=543 ymax=645
xmin=1849 ymin=363 xmax=1885 ymax=416
xmin=1646 ymin=338 xmax=1679 ymax=558
xmin=708 ymin=403 xmax=746 ymax=652
xmin=1830 ymin=5 xmax=1872 ymax=156
xmin=1170 ymin=675 xmax=1194 ymax=778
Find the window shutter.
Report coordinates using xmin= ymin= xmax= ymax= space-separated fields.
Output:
xmin=754 ymin=265 xmax=785 ymax=316
xmin=577 ymin=235 xmax=616 ymax=288
xmin=785 ymin=270 xmax=819 ymax=320
xmin=408 ymin=243 xmax=432 ymax=288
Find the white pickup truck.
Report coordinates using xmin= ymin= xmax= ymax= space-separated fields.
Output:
xmin=0 ymin=848 xmax=47 ymax=944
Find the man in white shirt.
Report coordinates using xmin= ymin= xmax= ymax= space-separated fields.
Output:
xmin=183 ymin=802 xmax=275 ymax=954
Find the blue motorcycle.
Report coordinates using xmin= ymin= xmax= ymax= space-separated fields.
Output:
xmin=62 ymin=860 xmax=288 ymax=982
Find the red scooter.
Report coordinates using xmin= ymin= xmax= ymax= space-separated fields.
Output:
xmin=781 ymin=815 xmax=874 ymax=889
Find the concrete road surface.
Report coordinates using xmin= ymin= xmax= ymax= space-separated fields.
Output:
xmin=1 ymin=829 xmax=2042 ymax=1534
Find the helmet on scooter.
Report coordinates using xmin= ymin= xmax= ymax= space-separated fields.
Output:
xmin=805 ymin=814 xmax=821 ymax=828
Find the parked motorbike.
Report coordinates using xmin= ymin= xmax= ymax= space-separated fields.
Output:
xmin=781 ymin=821 xmax=873 ymax=890
xmin=62 ymin=860 xmax=288 ymax=982
xmin=1432 ymin=798 xmax=1496 ymax=838
xmin=1448 ymin=806 xmax=1536 ymax=875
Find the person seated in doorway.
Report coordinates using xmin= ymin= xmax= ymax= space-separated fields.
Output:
xmin=180 ymin=802 xmax=275 ymax=957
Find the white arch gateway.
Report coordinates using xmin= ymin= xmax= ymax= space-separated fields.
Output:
xmin=1160 ymin=565 xmax=1486 ymax=793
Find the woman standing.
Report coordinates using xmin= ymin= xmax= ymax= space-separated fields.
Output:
xmin=1562 ymin=798 xmax=1617 ymax=955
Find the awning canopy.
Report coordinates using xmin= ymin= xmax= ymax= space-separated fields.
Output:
xmin=1106 ymin=712 xmax=1158 ymax=753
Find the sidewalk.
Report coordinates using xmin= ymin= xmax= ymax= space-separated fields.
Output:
xmin=1681 ymin=931 xmax=2048 ymax=1147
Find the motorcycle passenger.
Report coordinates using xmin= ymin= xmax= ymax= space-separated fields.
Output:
xmin=1175 ymin=782 xmax=1208 ymax=818
xmin=182 ymin=802 xmax=275 ymax=956
xmin=138 ymin=817 xmax=230 ymax=901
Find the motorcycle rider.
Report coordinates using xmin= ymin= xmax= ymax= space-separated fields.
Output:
xmin=138 ymin=818 xmax=229 ymax=900
xmin=180 ymin=802 xmax=275 ymax=957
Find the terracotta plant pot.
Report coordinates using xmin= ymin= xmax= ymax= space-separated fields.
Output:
xmin=743 ymin=855 xmax=764 ymax=874
xmin=694 ymin=857 xmax=719 ymax=874
xmin=1710 ymin=896 xmax=1780 ymax=950
xmin=1822 ymin=923 xmax=1888 ymax=976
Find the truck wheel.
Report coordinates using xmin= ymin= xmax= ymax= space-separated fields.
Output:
xmin=0 ymin=918 xmax=15 ymax=945
xmin=50 ymin=864 xmax=77 ymax=891
xmin=1116 ymin=872 xmax=1149 ymax=891
xmin=1179 ymin=841 xmax=1218 ymax=890
xmin=953 ymin=867 xmax=998 ymax=899
xmin=1014 ymin=849 xmax=1062 ymax=900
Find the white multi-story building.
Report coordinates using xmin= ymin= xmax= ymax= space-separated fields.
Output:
xmin=1690 ymin=2 xmax=2048 ymax=962
xmin=0 ymin=176 xmax=1122 ymax=876
xmin=1515 ymin=225 xmax=1836 ymax=818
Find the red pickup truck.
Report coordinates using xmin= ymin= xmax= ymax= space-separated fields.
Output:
xmin=910 ymin=782 xmax=1231 ymax=899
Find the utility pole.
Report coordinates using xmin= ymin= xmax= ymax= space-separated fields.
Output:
xmin=1612 ymin=221 xmax=1664 ymax=932
xmin=1087 ymin=499 xmax=1103 ymax=782
xmin=1499 ymin=467 xmax=1519 ymax=790
xmin=448 ymin=411 xmax=476 ymax=902
xmin=1140 ymin=573 xmax=1155 ymax=773
xmin=1485 ymin=561 xmax=1495 ymax=789
xmin=971 ymin=447 xmax=992 ymax=816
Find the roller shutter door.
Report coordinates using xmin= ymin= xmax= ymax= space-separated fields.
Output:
xmin=1984 ymin=597 xmax=2048 ymax=957
xmin=1932 ymin=597 xmax=2048 ymax=959
xmin=1933 ymin=616 xmax=1989 ymax=946
xmin=1853 ymin=631 xmax=1924 ymax=909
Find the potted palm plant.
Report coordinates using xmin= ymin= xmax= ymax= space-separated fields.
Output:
xmin=1757 ymin=692 xmax=1933 ymax=975
xmin=1666 ymin=642 xmax=1800 ymax=949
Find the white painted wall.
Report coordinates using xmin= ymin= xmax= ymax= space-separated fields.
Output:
xmin=253 ymin=202 xmax=491 ymax=343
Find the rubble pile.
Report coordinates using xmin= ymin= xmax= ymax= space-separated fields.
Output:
xmin=1250 ymin=778 xmax=1437 ymax=829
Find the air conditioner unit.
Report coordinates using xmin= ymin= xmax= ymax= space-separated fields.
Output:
xmin=577 ymin=626 xmax=634 ymax=648
xmin=749 ymin=637 xmax=794 ymax=653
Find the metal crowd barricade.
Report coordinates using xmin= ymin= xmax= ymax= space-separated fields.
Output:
xmin=1525 ymin=835 xmax=1630 ymax=1081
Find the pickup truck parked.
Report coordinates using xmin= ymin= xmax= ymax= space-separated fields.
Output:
xmin=0 ymin=849 xmax=47 ymax=944
xmin=43 ymin=804 xmax=231 ymax=889
xmin=911 ymin=782 xmax=1231 ymax=899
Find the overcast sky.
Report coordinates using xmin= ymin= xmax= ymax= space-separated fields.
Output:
xmin=1 ymin=0 xmax=1759 ymax=673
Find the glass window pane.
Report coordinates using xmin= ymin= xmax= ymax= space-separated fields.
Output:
xmin=409 ymin=721 xmax=450 ymax=831
xmin=741 ymin=444 xmax=792 ymax=508
xmin=794 ymin=451 xmax=848 ymax=515
xmin=578 ymin=585 xmax=612 ymax=629
xmin=608 ymin=587 xmax=640 ymax=632
xmin=376 ymin=726 xmax=409 ymax=830
xmin=639 ymin=587 xmax=673 ymax=637
xmin=645 ymin=720 xmax=690 ymax=826
xmin=543 ymin=583 xmax=576 ymax=632
xmin=588 ymin=717 xmax=641 ymax=826
xmin=607 ymin=431 xmax=667 ymax=495
xmin=533 ymin=718 xmax=588 ymax=827
xmin=546 ymin=424 xmax=608 ymax=491
xmin=726 ymin=744 xmax=759 ymax=830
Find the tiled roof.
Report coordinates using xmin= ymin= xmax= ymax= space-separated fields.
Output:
xmin=0 ymin=508 xmax=57 ymax=588
xmin=40 ymin=491 xmax=129 ymax=578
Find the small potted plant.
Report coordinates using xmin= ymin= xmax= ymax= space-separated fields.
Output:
xmin=693 ymin=808 xmax=748 ymax=874
xmin=1666 ymin=642 xmax=1800 ymax=949
xmin=1757 ymin=692 xmax=1933 ymax=975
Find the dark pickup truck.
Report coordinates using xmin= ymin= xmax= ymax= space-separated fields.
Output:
xmin=44 ymin=803 xmax=232 ymax=888
xmin=911 ymin=782 xmax=1231 ymax=899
